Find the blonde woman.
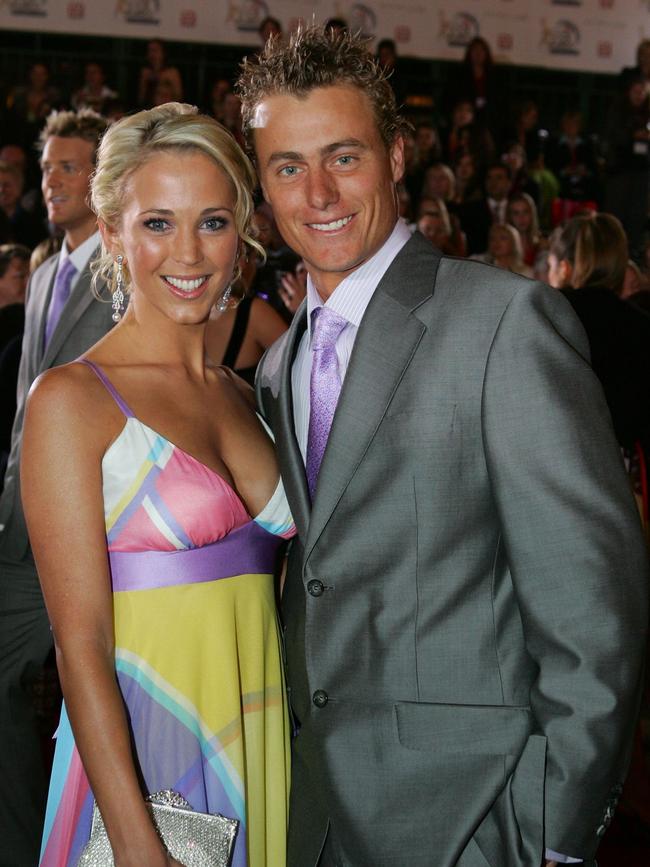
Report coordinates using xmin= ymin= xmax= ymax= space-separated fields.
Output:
xmin=472 ymin=223 xmax=534 ymax=278
xmin=507 ymin=192 xmax=546 ymax=270
xmin=22 ymin=103 xmax=294 ymax=867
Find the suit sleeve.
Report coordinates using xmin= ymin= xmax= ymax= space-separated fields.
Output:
xmin=481 ymin=281 xmax=649 ymax=859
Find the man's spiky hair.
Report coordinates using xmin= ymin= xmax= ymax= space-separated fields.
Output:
xmin=236 ymin=23 xmax=409 ymax=155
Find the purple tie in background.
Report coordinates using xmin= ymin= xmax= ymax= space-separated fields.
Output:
xmin=306 ymin=306 xmax=348 ymax=500
xmin=44 ymin=257 xmax=77 ymax=348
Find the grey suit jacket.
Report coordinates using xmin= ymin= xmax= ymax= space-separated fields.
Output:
xmin=0 ymin=247 xmax=114 ymax=562
xmin=257 ymin=233 xmax=649 ymax=867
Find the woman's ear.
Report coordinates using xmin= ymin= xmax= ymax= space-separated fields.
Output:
xmin=98 ymin=219 xmax=120 ymax=259
xmin=559 ymin=258 xmax=573 ymax=286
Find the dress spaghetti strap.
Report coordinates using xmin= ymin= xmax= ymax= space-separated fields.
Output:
xmin=78 ymin=358 xmax=134 ymax=419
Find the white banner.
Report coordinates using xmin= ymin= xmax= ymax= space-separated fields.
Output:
xmin=0 ymin=0 xmax=649 ymax=74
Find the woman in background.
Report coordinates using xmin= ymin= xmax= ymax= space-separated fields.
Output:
xmin=204 ymin=251 xmax=287 ymax=385
xmin=472 ymin=223 xmax=533 ymax=278
xmin=547 ymin=212 xmax=650 ymax=451
xmin=507 ymin=192 xmax=547 ymax=278
xmin=23 ymin=103 xmax=293 ymax=867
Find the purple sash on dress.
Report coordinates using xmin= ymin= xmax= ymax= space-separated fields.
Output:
xmin=109 ymin=520 xmax=281 ymax=592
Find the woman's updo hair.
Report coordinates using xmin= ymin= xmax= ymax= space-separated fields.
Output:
xmin=549 ymin=212 xmax=628 ymax=293
xmin=91 ymin=102 xmax=263 ymax=297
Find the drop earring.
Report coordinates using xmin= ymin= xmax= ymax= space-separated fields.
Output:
xmin=216 ymin=284 xmax=232 ymax=312
xmin=112 ymin=255 xmax=125 ymax=322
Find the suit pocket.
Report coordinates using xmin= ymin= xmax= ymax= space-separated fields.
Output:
xmin=473 ymin=734 xmax=548 ymax=867
xmin=394 ymin=701 xmax=533 ymax=755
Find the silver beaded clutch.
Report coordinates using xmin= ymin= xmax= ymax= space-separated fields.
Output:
xmin=78 ymin=790 xmax=239 ymax=867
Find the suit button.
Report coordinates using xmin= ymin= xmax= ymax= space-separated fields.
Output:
xmin=312 ymin=689 xmax=328 ymax=708
xmin=307 ymin=579 xmax=325 ymax=597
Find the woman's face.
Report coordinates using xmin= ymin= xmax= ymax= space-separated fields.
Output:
xmin=489 ymin=227 xmax=514 ymax=259
xmin=453 ymin=102 xmax=474 ymax=129
xmin=147 ymin=40 xmax=165 ymax=67
xmin=455 ymin=154 xmax=475 ymax=182
xmin=424 ymin=167 xmax=450 ymax=199
xmin=508 ymin=200 xmax=532 ymax=234
xmin=417 ymin=211 xmax=448 ymax=246
xmin=106 ymin=149 xmax=240 ymax=326
xmin=547 ymin=253 xmax=566 ymax=288
xmin=468 ymin=40 xmax=488 ymax=66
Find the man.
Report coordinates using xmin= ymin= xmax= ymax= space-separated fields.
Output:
xmin=0 ymin=160 xmax=46 ymax=250
xmin=0 ymin=108 xmax=113 ymax=866
xmin=237 ymin=26 xmax=649 ymax=867
xmin=458 ymin=162 xmax=512 ymax=256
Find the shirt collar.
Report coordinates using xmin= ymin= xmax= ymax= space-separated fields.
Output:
xmin=306 ymin=219 xmax=411 ymax=337
xmin=59 ymin=230 xmax=101 ymax=275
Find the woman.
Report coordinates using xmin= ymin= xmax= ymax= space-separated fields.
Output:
xmin=22 ymin=103 xmax=294 ymax=867
xmin=471 ymin=223 xmax=533 ymax=278
xmin=204 ymin=253 xmax=288 ymax=385
xmin=547 ymin=212 xmax=650 ymax=451
xmin=416 ymin=197 xmax=466 ymax=257
xmin=137 ymin=39 xmax=183 ymax=108
xmin=507 ymin=192 xmax=547 ymax=276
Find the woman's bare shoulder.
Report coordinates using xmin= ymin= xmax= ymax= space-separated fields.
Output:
xmin=26 ymin=361 xmax=123 ymax=452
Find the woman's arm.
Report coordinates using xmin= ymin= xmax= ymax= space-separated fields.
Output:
xmin=21 ymin=366 xmax=180 ymax=867
xmin=249 ymin=296 xmax=288 ymax=351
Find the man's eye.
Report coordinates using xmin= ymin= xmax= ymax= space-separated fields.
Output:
xmin=336 ymin=155 xmax=355 ymax=166
xmin=279 ymin=166 xmax=299 ymax=177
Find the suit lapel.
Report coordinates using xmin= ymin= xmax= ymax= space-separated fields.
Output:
xmin=274 ymin=306 xmax=311 ymax=540
xmin=31 ymin=256 xmax=58 ymax=371
xmin=304 ymin=233 xmax=442 ymax=563
xmin=40 ymin=249 xmax=101 ymax=371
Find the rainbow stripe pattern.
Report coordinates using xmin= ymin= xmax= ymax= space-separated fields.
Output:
xmin=39 ymin=361 xmax=294 ymax=867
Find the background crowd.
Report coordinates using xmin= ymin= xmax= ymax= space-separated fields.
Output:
xmin=1 ymin=13 xmax=650 ymax=865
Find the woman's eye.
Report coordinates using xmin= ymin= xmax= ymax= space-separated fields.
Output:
xmin=202 ymin=217 xmax=227 ymax=231
xmin=144 ymin=218 xmax=169 ymax=232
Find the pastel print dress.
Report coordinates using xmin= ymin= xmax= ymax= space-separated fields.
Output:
xmin=39 ymin=360 xmax=295 ymax=867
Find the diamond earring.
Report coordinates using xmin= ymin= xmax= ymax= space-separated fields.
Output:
xmin=216 ymin=284 xmax=232 ymax=312
xmin=112 ymin=255 xmax=125 ymax=322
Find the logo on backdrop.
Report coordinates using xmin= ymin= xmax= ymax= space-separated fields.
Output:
xmin=114 ymin=0 xmax=160 ymax=25
xmin=349 ymin=3 xmax=377 ymax=37
xmin=67 ymin=1 xmax=85 ymax=19
xmin=541 ymin=18 xmax=581 ymax=54
xmin=4 ymin=0 xmax=47 ymax=16
xmin=227 ymin=0 xmax=269 ymax=33
xmin=439 ymin=11 xmax=480 ymax=47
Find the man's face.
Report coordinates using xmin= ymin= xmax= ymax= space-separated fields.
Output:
xmin=0 ymin=256 xmax=29 ymax=306
xmin=485 ymin=167 xmax=511 ymax=201
xmin=40 ymin=136 xmax=96 ymax=241
xmin=0 ymin=172 xmax=21 ymax=214
xmin=252 ymin=84 xmax=404 ymax=299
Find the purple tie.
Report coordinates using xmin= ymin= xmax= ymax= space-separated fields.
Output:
xmin=44 ymin=258 xmax=77 ymax=348
xmin=306 ymin=306 xmax=348 ymax=500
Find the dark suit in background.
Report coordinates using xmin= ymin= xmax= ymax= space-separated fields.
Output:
xmin=0 ymin=248 xmax=113 ymax=865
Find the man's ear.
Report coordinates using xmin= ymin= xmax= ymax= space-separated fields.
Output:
xmin=390 ymin=135 xmax=406 ymax=185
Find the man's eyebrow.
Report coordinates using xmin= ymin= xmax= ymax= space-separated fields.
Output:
xmin=266 ymin=139 xmax=368 ymax=167
xmin=321 ymin=138 xmax=367 ymax=156
xmin=267 ymin=151 xmax=303 ymax=167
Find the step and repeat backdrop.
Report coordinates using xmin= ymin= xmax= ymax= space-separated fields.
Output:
xmin=0 ymin=0 xmax=649 ymax=73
